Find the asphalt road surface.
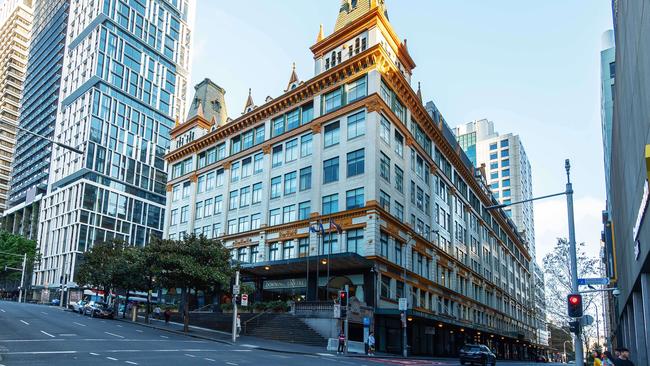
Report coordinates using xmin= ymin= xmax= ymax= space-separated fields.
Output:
xmin=0 ymin=301 xmax=564 ymax=366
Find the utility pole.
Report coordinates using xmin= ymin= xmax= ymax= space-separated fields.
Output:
xmin=566 ymin=159 xmax=583 ymax=366
xmin=18 ymin=253 xmax=26 ymax=303
xmin=232 ymin=270 xmax=240 ymax=343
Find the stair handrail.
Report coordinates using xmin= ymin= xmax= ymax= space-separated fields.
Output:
xmin=243 ymin=308 xmax=273 ymax=334
xmin=191 ymin=303 xmax=218 ymax=312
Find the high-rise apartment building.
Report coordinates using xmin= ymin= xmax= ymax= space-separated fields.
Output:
xmin=453 ymin=120 xmax=534 ymax=257
xmin=164 ymin=0 xmax=538 ymax=359
xmin=31 ymin=0 xmax=194 ymax=298
xmin=0 ymin=0 xmax=32 ymax=215
xmin=601 ymin=30 xmax=615 ymax=205
xmin=3 ymin=0 xmax=68 ymax=240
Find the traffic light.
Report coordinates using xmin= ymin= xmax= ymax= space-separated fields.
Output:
xmin=567 ymin=294 xmax=583 ymax=318
xmin=569 ymin=320 xmax=581 ymax=335
xmin=339 ymin=290 xmax=348 ymax=318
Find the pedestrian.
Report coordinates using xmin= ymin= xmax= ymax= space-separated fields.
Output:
xmin=367 ymin=331 xmax=375 ymax=356
xmin=603 ymin=351 xmax=616 ymax=366
xmin=593 ymin=351 xmax=602 ymax=366
xmin=236 ymin=314 xmax=241 ymax=337
xmin=337 ymin=331 xmax=345 ymax=354
xmin=614 ymin=347 xmax=634 ymax=366
xmin=153 ymin=306 xmax=162 ymax=320
xmin=163 ymin=308 xmax=171 ymax=324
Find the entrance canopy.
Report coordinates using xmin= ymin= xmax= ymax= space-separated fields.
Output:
xmin=240 ymin=252 xmax=373 ymax=277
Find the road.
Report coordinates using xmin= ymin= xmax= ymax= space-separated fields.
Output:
xmin=0 ymin=301 xmax=564 ymax=366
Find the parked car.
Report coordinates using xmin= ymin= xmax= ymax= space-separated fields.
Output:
xmin=84 ymin=302 xmax=114 ymax=319
xmin=460 ymin=344 xmax=497 ymax=366
xmin=70 ymin=300 xmax=87 ymax=314
xmin=50 ymin=299 xmax=60 ymax=306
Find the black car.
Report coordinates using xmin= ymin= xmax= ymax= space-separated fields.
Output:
xmin=460 ymin=344 xmax=496 ymax=366
xmin=84 ymin=302 xmax=114 ymax=319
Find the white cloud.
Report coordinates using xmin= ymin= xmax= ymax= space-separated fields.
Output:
xmin=534 ymin=195 xmax=604 ymax=266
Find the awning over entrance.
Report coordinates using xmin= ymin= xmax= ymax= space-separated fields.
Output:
xmin=240 ymin=252 xmax=373 ymax=277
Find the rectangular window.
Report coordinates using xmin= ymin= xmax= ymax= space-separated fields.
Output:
xmin=241 ymin=157 xmax=252 ymax=178
xmin=346 ymin=76 xmax=367 ymax=102
xmin=381 ymin=275 xmax=391 ymax=298
xmin=299 ymin=238 xmax=309 ymax=257
xmin=322 ymin=194 xmax=339 ymax=215
xmin=283 ymin=205 xmax=296 ymax=223
xmin=252 ymin=182 xmax=263 ymax=204
xmin=269 ymin=208 xmax=281 ymax=226
xmin=204 ymin=198 xmax=213 ymax=217
xmin=347 ymin=111 xmax=365 ymax=139
xmin=490 ymin=162 xmax=498 ymax=170
xmin=380 ymin=190 xmax=391 ymax=211
xmin=300 ymin=134 xmax=313 ymax=157
xmin=272 ymin=116 xmax=285 ymax=137
xmin=285 ymin=139 xmax=298 ymax=162
xmin=394 ymin=131 xmax=404 ymax=157
xmin=283 ymin=241 xmax=296 ymax=259
xmin=231 ymin=136 xmax=241 ymax=155
xmin=217 ymin=144 xmax=226 ymax=160
xmin=490 ymin=172 xmax=498 ymax=179
xmin=173 ymin=185 xmax=181 ymax=201
xmin=231 ymin=162 xmax=240 ymax=182
xmin=284 ymin=171 xmax=297 ymax=195
xmin=240 ymin=186 xmax=251 ymax=207
xmin=269 ymin=243 xmax=280 ymax=261
xmin=501 ymin=159 xmax=510 ymax=167
xmin=272 ymin=145 xmax=283 ymax=167
xmin=212 ymin=223 xmax=222 ymax=238
xmin=170 ymin=209 xmax=178 ymax=225
xmin=380 ymin=153 xmax=390 ymax=182
xmin=299 ymin=166 xmax=312 ymax=191
xmin=500 ymin=139 xmax=509 ymax=148
xmin=242 ymin=131 xmax=254 ymax=150
xmin=183 ymin=182 xmax=190 ymax=198
xmin=490 ymin=143 xmax=497 ymax=150
xmin=229 ymin=190 xmax=238 ymax=210
xmin=346 ymin=188 xmax=364 ymax=209
xmin=347 ymin=149 xmax=365 ymax=177
xmin=298 ymin=201 xmax=311 ymax=220
xmin=395 ymin=242 xmax=402 ymax=266
xmin=380 ymin=232 xmax=389 ymax=257
xmin=197 ymin=175 xmax=206 ymax=193
xmin=270 ymin=176 xmax=282 ymax=199
xmin=228 ymin=219 xmax=237 ymax=234
xmin=501 ymin=149 xmax=509 ymax=158
xmin=286 ymin=109 xmax=300 ymax=131
xmin=324 ymin=88 xmax=342 ymax=113
xmin=254 ymin=153 xmax=264 ymax=173
xmin=255 ymin=126 xmax=265 ymax=145
xmin=180 ymin=206 xmax=189 ymax=223
xmin=490 ymin=152 xmax=498 ymax=160
xmin=503 ymin=179 xmax=511 ymax=187
xmin=503 ymin=189 xmax=511 ymax=197
xmin=347 ymin=229 xmax=363 ymax=254
xmin=395 ymin=166 xmax=404 ymax=193
xmin=324 ymin=121 xmax=340 ymax=147
xmin=195 ymin=201 xmax=203 ymax=219
xmin=380 ymin=117 xmax=390 ymax=144
xmin=216 ymin=169 xmax=224 ymax=187
xmin=323 ymin=157 xmax=339 ymax=183
xmin=214 ymin=195 xmax=223 ymax=214
xmin=394 ymin=201 xmax=404 ymax=221
xmin=238 ymin=216 xmax=250 ymax=232
xmin=502 ymin=168 xmax=510 ymax=177
xmin=206 ymin=172 xmax=216 ymax=191
xmin=251 ymin=213 xmax=262 ymax=230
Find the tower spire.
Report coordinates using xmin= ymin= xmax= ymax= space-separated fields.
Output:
xmin=285 ymin=62 xmax=300 ymax=91
xmin=316 ymin=24 xmax=324 ymax=42
xmin=244 ymin=88 xmax=255 ymax=113
xmin=416 ymin=82 xmax=422 ymax=103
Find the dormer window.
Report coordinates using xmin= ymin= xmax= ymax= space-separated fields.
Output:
xmin=361 ymin=37 xmax=367 ymax=51
xmin=325 ymin=58 xmax=330 ymax=70
xmin=331 ymin=51 xmax=336 ymax=66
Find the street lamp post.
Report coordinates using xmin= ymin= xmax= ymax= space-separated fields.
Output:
xmin=486 ymin=160 xmax=583 ymax=366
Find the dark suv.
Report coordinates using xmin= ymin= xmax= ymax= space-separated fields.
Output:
xmin=460 ymin=344 xmax=496 ymax=366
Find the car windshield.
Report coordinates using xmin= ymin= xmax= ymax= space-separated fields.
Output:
xmin=462 ymin=346 xmax=482 ymax=352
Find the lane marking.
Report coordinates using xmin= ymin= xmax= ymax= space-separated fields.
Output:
xmin=90 ymin=352 xmax=100 ymax=356
xmin=59 ymin=334 xmax=77 ymax=337
xmin=135 ymin=330 xmax=143 ymax=333
xmin=40 ymin=311 xmax=47 ymax=315
xmin=116 ymin=325 xmax=123 ymax=327
xmin=106 ymin=357 xmax=118 ymax=361
xmin=232 ymin=350 xmax=252 ymax=352
xmin=160 ymin=335 xmax=168 ymax=339
xmin=125 ymin=362 xmax=138 ymax=365
xmin=226 ymin=362 xmax=238 ymax=366
xmin=0 ymin=309 xmax=5 ymax=312
xmin=184 ymin=354 xmax=196 ymax=358
xmin=241 ymin=344 xmax=259 ymax=348
xmin=19 ymin=320 xmax=29 ymax=325
xmin=5 ymin=351 xmax=77 ymax=355
xmin=40 ymin=331 xmax=55 ymax=338
xmin=104 ymin=332 xmax=125 ymax=339
xmin=317 ymin=353 xmax=335 ymax=357
xmin=204 ymin=358 xmax=215 ymax=362
xmin=73 ymin=322 xmax=86 ymax=327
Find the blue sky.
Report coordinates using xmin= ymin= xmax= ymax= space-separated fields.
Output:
xmin=190 ymin=1 xmax=614 ymax=265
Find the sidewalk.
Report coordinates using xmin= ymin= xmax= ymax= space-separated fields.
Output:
xmin=113 ymin=315 xmax=335 ymax=356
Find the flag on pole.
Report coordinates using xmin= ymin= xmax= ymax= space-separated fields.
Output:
xmin=329 ymin=218 xmax=342 ymax=234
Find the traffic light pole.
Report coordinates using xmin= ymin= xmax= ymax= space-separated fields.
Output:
xmin=232 ymin=270 xmax=239 ymax=343
xmin=566 ymin=160 xmax=583 ymax=366
xmin=18 ymin=253 xmax=26 ymax=303
xmin=344 ymin=285 xmax=349 ymax=355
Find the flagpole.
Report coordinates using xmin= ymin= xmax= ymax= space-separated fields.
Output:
xmin=316 ymin=229 xmax=320 ymax=301
xmin=306 ymin=237 xmax=310 ymax=301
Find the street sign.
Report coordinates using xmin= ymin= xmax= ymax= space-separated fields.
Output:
xmin=363 ymin=317 xmax=370 ymax=327
xmin=577 ymin=278 xmax=610 ymax=286
xmin=241 ymin=294 xmax=248 ymax=307
xmin=333 ymin=304 xmax=341 ymax=318
xmin=233 ymin=285 xmax=240 ymax=295
xmin=581 ymin=315 xmax=594 ymax=326
xmin=398 ymin=297 xmax=407 ymax=311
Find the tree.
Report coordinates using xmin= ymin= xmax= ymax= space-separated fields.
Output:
xmin=0 ymin=230 xmax=38 ymax=294
xmin=543 ymin=237 xmax=600 ymax=358
xmin=76 ymin=240 xmax=129 ymax=302
xmin=151 ymin=234 xmax=234 ymax=333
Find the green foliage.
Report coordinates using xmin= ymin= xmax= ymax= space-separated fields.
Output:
xmin=76 ymin=239 xmax=129 ymax=299
xmin=0 ymin=230 xmax=38 ymax=282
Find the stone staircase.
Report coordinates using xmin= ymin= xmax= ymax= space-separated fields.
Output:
xmin=245 ymin=313 xmax=328 ymax=347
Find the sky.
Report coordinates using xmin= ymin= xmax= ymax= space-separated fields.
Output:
xmin=189 ymin=1 xmax=614 ymax=266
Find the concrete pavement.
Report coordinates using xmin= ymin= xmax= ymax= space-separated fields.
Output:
xmin=0 ymin=300 xmax=566 ymax=365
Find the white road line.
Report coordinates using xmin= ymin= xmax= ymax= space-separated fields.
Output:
xmin=125 ymin=362 xmax=138 ymax=365
xmin=226 ymin=362 xmax=238 ymax=366
xmin=5 ymin=351 xmax=77 ymax=355
xmin=19 ymin=320 xmax=29 ymax=325
xmin=231 ymin=350 xmax=252 ymax=352
xmin=160 ymin=335 xmax=168 ymax=338
xmin=40 ymin=331 xmax=55 ymax=338
xmin=90 ymin=352 xmax=100 ymax=356
xmin=59 ymin=334 xmax=77 ymax=337
xmin=116 ymin=325 xmax=123 ymax=327
xmin=135 ymin=330 xmax=143 ymax=333
xmin=0 ymin=308 xmax=5 ymax=312
xmin=104 ymin=332 xmax=125 ymax=339
xmin=317 ymin=353 xmax=335 ymax=357
xmin=204 ymin=358 xmax=215 ymax=362
xmin=184 ymin=354 xmax=196 ymax=358
xmin=40 ymin=311 xmax=47 ymax=315
xmin=73 ymin=322 xmax=86 ymax=327
xmin=241 ymin=344 xmax=259 ymax=348
xmin=106 ymin=357 xmax=118 ymax=361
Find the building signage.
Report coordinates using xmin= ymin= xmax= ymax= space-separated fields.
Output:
xmin=632 ymin=180 xmax=649 ymax=241
xmin=398 ymin=297 xmax=407 ymax=311
xmin=262 ymin=278 xmax=306 ymax=290
xmin=577 ymin=278 xmax=610 ymax=286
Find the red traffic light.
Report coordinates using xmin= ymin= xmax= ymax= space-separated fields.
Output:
xmin=567 ymin=294 xmax=583 ymax=318
xmin=569 ymin=295 xmax=580 ymax=305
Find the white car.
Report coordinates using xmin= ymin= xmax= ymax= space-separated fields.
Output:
xmin=71 ymin=300 xmax=88 ymax=314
